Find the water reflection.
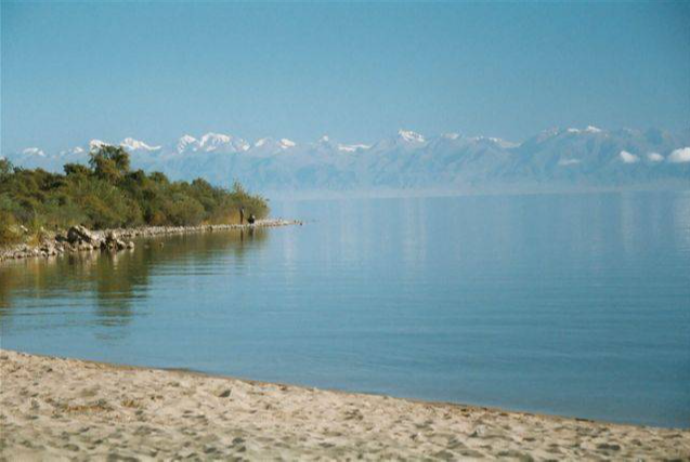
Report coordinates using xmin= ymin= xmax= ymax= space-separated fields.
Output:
xmin=0 ymin=229 xmax=269 ymax=329
xmin=2 ymin=193 xmax=689 ymax=428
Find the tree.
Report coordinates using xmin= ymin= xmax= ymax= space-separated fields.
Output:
xmin=232 ymin=180 xmax=247 ymax=197
xmin=149 ymin=171 xmax=169 ymax=184
xmin=0 ymin=158 xmax=13 ymax=180
xmin=64 ymin=163 xmax=91 ymax=177
xmin=89 ymin=146 xmax=131 ymax=183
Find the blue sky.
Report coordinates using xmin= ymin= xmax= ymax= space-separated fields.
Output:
xmin=2 ymin=1 xmax=689 ymax=152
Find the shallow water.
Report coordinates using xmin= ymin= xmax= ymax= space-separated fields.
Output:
xmin=1 ymin=192 xmax=689 ymax=428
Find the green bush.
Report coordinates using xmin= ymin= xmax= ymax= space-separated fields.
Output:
xmin=0 ymin=210 xmax=22 ymax=246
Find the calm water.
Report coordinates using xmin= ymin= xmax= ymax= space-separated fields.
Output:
xmin=1 ymin=192 xmax=689 ymax=428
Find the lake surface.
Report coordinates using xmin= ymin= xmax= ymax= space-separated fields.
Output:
xmin=1 ymin=192 xmax=689 ymax=428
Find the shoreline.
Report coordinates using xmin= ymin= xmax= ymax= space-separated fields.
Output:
xmin=0 ymin=219 xmax=302 ymax=263
xmin=1 ymin=350 xmax=688 ymax=460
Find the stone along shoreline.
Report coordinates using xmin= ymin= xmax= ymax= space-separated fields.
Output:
xmin=0 ymin=350 xmax=688 ymax=461
xmin=0 ymin=219 xmax=301 ymax=263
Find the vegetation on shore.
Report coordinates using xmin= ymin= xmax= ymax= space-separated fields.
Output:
xmin=0 ymin=146 xmax=268 ymax=246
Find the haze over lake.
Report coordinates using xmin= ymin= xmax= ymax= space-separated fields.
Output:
xmin=2 ymin=192 xmax=689 ymax=428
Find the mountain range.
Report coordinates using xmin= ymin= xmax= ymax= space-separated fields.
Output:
xmin=4 ymin=127 xmax=690 ymax=198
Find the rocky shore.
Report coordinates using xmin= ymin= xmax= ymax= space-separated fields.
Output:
xmin=1 ymin=350 xmax=689 ymax=461
xmin=0 ymin=219 xmax=301 ymax=263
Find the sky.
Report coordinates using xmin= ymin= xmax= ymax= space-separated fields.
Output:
xmin=2 ymin=1 xmax=689 ymax=153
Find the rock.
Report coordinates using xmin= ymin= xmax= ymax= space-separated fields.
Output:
xmin=102 ymin=231 xmax=127 ymax=252
xmin=67 ymin=225 xmax=96 ymax=244
xmin=2 ymin=220 xmax=298 ymax=263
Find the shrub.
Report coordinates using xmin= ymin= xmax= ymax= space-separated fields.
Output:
xmin=0 ymin=147 xmax=268 ymax=245
xmin=0 ymin=211 xmax=22 ymax=246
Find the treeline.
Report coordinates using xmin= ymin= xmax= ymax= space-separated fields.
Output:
xmin=0 ymin=146 xmax=268 ymax=245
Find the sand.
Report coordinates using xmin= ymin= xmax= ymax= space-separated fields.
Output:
xmin=1 ymin=350 xmax=688 ymax=461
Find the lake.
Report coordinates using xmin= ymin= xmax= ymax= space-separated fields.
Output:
xmin=1 ymin=192 xmax=689 ymax=428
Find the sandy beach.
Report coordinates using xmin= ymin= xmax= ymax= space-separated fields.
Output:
xmin=0 ymin=350 xmax=688 ymax=461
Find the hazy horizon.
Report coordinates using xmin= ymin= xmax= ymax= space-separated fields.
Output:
xmin=5 ymin=125 xmax=690 ymax=154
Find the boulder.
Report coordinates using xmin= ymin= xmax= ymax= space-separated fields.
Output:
xmin=67 ymin=225 xmax=96 ymax=244
xmin=102 ymin=231 xmax=128 ymax=251
xmin=39 ymin=243 xmax=56 ymax=256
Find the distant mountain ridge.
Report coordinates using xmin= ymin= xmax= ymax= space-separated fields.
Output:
xmin=4 ymin=127 xmax=690 ymax=197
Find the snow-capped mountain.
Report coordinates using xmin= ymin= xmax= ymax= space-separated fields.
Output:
xmin=120 ymin=137 xmax=161 ymax=152
xmin=338 ymin=143 xmax=370 ymax=153
xmin=4 ymin=128 xmax=689 ymax=197
xmin=250 ymin=138 xmax=298 ymax=156
xmin=173 ymin=133 xmax=250 ymax=154
xmin=22 ymin=148 xmax=46 ymax=157
xmin=176 ymin=135 xmax=198 ymax=153
xmin=397 ymin=129 xmax=425 ymax=144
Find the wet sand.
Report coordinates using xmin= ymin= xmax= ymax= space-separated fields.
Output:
xmin=1 ymin=349 xmax=688 ymax=461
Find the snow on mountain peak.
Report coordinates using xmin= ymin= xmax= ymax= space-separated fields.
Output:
xmin=89 ymin=139 xmax=109 ymax=150
xmin=468 ymin=136 xmax=518 ymax=149
xmin=319 ymin=135 xmax=330 ymax=143
xmin=252 ymin=137 xmax=295 ymax=151
xmin=254 ymin=138 xmax=270 ymax=148
xmin=566 ymin=126 xmax=603 ymax=135
xmin=197 ymin=133 xmax=250 ymax=152
xmin=177 ymin=135 xmax=199 ymax=153
xmin=647 ymin=153 xmax=664 ymax=162
xmin=57 ymin=146 xmax=85 ymax=158
xmin=443 ymin=133 xmax=460 ymax=140
xmin=619 ymin=150 xmax=640 ymax=164
xmin=668 ymin=147 xmax=690 ymax=163
xmin=398 ymin=130 xmax=425 ymax=143
xmin=199 ymin=132 xmax=231 ymax=147
xmin=338 ymin=144 xmax=371 ymax=153
xmin=22 ymin=147 xmax=45 ymax=157
xmin=279 ymin=139 xmax=296 ymax=149
xmin=120 ymin=137 xmax=161 ymax=151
